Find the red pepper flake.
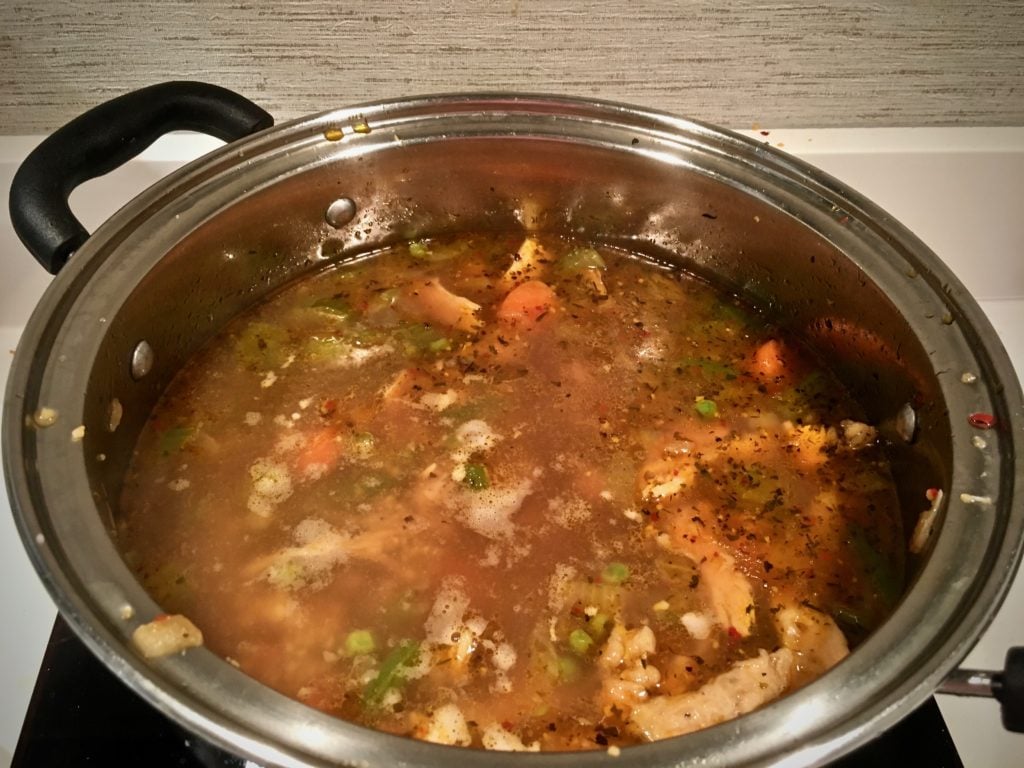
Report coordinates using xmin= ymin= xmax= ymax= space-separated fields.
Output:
xmin=925 ymin=487 xmax=941 ymax=502
xmin=153 ymin=613 xmax=170 ymax=623
xmin=727 ymin=626 xmax=741 ymax=640
xmin=759 ymin=130 xmax=770 ymax=136
xmin=968 ymin=412 xmax=996 ymax=429
xmin=501 ymin=721 xmax=514 ymax=731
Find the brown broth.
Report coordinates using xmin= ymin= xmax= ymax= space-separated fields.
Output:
xmin=118 ymin=233 xmax=904 ymax=751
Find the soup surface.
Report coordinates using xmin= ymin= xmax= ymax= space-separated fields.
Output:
xmin=119 ymin=233 xmax=904 ymax=751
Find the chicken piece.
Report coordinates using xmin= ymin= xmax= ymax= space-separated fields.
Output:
xmin=501 ymin=236 xmax=549 ymax=287
xmin=659 ymin=513 xmax=756 ymax=637
xmin=481 ymin=723 xmax=540 ymax=752
xmin=839 ymin=419 xmax=878 ymax=450
xmin=774 ymin=605 xmax=849 ymax=679
xmin=381 ymin=367 xmax=436 ymax=402
xmin=581 ymin=269 xmax=608 ymax=300
xmin=132 ymin=614 xmax=204 ymax=659
xmin=397 ymin=278 xmax=482 ymax=333
xmin=417 ymin=703 xmax=473 ymax=746
xmin=628 ymin=648 xmax=794 ymax=741
xmin=910 ymin=488 xmax=943 ymax=554
xmin=780 ymin=421 xmax=837 ymax=467
xmin=246 ymin=518 xmax=351 ymax=591
xmin=599 ymin=625 xmax=662 ymax=710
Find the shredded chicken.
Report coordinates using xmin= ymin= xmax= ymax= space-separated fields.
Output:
xmin=774 ymin=605 xmax=849 ymax=678
xmin=599 ymin=625 xmax=662 ymax=710
xmin=839 ymin=419 xmax=878 ymax=450
xmin=501 ymin=236 xmax=548 ymax=287
xmin=419 ymin=703 xmax=473 ymax=746
xmin=132 ymin=614 xmax=204 ymax=659
xmin=658 ymin=514 xmax=756 ymax=636
xmin=481 ymin=723 xmax=540 ymax=752
xmin=397 ymin=278 xmax=482 ymax=333
xmin=628 ymin=648 xmax=794 ymax=741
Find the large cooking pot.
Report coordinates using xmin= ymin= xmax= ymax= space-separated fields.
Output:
xmin=5 ymin=82 xmax=1023 ymax=767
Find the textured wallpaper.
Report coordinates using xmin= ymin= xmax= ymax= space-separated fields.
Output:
xmin=1 ymin=1 xmax=1022 ymax=132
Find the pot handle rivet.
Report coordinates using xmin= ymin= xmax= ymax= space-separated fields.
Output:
xmin=326 ymin=198 xmax=357 ymax=228
xmin=130 ymin=341 xmax=154 ymax=381
xmin=895 ymin=402 xmax=917 ymax=443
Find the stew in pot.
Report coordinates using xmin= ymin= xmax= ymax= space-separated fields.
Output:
xmin=119 ymin=232 xmax=904 ymax=751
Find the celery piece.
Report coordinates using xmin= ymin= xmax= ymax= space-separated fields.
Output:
xmin=305 ymin=336 xmax=351 ymax=362
xmin=568 ymin=629 xmax=594 ymax=655
xmin=601 ymin=562 xmax=630 ymax=585
xmin=235 ymin=321 xmax=290 ymax=368
xmin=694 ymin=399 xmax=718 ymax=419
xmin=408 ymin=241 xmax=431 ymax=259
xmin=312 ymin=296 xmax=354 ymax=320
xmin=159 ymin=426 xmax=194 ymax=456
xmin=345 ymin=629 xmax=376 ymax=656
xmin=587 ymin=612 xmax=611 ymax=639
xmin=463 ymin=463 xmax=490 ymax=490
xmin=849 ymin=526 xmax=903 ymax=608
xmin=677 ymin=357 xmax=738 ymax=381
xmin=350 ymin=432 xmax=376 ymax=459
xmin=366 ymin=288 xmax=400 ymax=317
xmin=556 ymin=655 xmax=580 ymax=682
xmin=397 ymin=323 xmax=451 ymax=357
xmin=265 ymin=559 xmax=306 ymax=590
xmin=409 ymin=239 xmax=471 ymax=262
xmin=363 ymin=641 xmax=419 ymax=709
xmin=559 ymin=247 xmax=606 ymax=272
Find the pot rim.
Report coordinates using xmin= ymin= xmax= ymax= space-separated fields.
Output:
xmin=5 ymin=91 xmax=1023 ymax=767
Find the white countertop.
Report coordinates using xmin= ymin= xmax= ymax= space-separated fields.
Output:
xmin=1 ymin=128 xmax=1022 ymax=767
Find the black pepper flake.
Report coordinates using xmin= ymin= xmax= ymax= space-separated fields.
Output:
xmin=689 ymin=574 xmax=700 ymax=589
xmin=763 ymin=560 xmax=774 ymax=572
xmin=595 ymin=733 xmax=608 ymax=746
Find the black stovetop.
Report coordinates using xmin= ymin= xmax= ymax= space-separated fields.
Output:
xmin=13 ymin=617 xmax=963 ymax=768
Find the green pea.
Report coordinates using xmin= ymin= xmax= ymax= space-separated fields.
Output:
xmin=345 ymin=629 xmax=376 ymax=656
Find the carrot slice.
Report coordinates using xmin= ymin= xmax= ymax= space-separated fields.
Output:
xmin=295 ymin=428 xmax=343 ymax=475
xmin=749 ymin=339 xmax=790 ymax=391
xmin=497 ymin=280 xmax=558 ymax=328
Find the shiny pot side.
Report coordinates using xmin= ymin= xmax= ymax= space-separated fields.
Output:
xmin=4 ymin=93 xmax=1023 ymax=768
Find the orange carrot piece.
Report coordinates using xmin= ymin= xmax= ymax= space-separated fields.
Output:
xmin=497 ymin=280 xmax=558 ymax=328
xmin=295 ymin=428 xmax=343 ymax=474
xmin=749 ymin=339 xmax=791 ymax=392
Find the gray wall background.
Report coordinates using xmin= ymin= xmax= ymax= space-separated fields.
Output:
xmin=1 ymin=1 xmax=1022 ymax=133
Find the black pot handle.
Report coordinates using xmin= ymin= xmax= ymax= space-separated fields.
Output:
xmin=938 ymin=646 xmax=1024 ymax=732
xmin=9 ymin=81 xmax=274 ymax=274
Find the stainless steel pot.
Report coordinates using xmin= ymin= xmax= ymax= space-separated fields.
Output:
xmin=5 ymin=83 xmax=1024 ymax=767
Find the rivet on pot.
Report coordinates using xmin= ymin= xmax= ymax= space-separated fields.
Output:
xmin=896 ymin=402 xmax=917 ymax=443
xmin=325 ymin=198 xmax=357 ymax=228
xmin=130 ymin=340 xmax=154 ymax=380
